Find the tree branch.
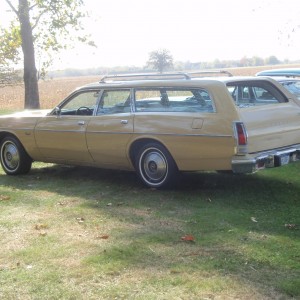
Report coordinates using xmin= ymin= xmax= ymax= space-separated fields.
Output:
xmin=32 ymin=10 xmax=47 ymax=31
xmin=5 ymin=0 xmax=18 ymax=16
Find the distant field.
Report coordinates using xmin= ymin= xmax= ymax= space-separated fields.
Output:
xmin=1 ymin=64 xmax=300 ymax=110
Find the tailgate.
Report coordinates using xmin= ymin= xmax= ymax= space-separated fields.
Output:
xmin=240 ymin=102 xmax=300 ymax=153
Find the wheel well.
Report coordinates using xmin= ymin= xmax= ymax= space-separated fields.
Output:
xmin=0 ymin=132 xmax=32 ymax=160
xmin=0 ymin=132 xmax=17 ymax=144
xmin=129 ymin=138 xmax=174 ymax=168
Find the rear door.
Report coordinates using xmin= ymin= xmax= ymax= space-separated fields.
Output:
xmin=86 ymin=89 xmax=134 ymax=168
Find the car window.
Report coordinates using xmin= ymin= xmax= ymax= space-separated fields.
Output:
xmin=59 ymin=91 xmax=100 ymax=115
xmin=134 ymin=88 xmax=215 ymax=113
xmin=96 ymin=89 xmax=131 ymax=115
xmin=280 ymin=81 xmax=300 ymax=99
xmin=226 ymin=81 xmax=288 ymax=107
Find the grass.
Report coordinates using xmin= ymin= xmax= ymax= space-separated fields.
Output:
xmin=0 ymin=162 xmax=299 ymax=299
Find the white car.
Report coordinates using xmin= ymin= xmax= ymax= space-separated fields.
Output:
xmin=256 ymin=68 xmax=300 ymax=100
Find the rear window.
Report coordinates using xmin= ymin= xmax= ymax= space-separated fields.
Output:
xmin=226 ymin=81 xmax=288 ymax=107
xmin=134 ymin=88 xmax=215 ymax=113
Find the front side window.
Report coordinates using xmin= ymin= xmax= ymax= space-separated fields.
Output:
xmin=59 ymin=91 xmax=100 ymax=115
xmin=96 ymin=89 xmax=131 ymax=115
xmin=135 ymin=88 xmax=215 ymax=113
xmin=227 ymin=81 xmax=288 ymax=107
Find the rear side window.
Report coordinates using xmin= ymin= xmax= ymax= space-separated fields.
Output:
xmin=227 ymin=81 xmax=288 ymax=107
xmin=134 ymin=88 xmax=215 ymax=113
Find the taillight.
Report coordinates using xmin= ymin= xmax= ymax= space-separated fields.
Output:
xmin=235 ymin=122 xmax=247 ymax=145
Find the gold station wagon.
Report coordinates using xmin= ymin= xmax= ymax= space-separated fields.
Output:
xmin=1 ymin=72 xmax=300 ymax=188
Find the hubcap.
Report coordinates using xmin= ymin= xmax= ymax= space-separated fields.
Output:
xmin=142 ymin=150 xmax=167 ymax=182
xmin=2 ymin=142 xmax=19 ymax=170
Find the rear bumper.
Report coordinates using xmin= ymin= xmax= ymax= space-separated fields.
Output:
xmin=232 ymin=144 xmax=300 ymax=173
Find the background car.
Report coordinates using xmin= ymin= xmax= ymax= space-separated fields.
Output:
xmin=256 ymin=68 xmax=300 ymax=99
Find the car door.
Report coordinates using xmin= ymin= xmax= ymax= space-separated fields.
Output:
xmin=85 ymin=89 xmax=134 ymax=169
xmin=34 ymin=90 xmax=100 ymax=163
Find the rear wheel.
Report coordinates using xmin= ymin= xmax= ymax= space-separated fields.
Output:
xmin=135 ymin=142 xmax=178 ymax=188
xmin=0 ymin=137 xmax=32 ymax=175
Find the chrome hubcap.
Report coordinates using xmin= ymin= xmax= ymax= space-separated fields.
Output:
xmin=142 ymin=150 xmax=167 ymax=182
xmin=2 ymin=142 xmax=19 ymax=170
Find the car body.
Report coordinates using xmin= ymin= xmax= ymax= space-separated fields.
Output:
xmin=1 ymin=72 xmax=300 ymax=188
xmin=256 ymin=68 xmax=300 ymax=100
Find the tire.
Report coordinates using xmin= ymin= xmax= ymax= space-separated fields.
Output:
xmin=0 ymin=136 xmax=32 ymax=175
xmin=135 ymin=142 xmax=178 ymax=188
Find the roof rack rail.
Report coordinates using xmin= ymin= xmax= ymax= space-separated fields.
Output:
xmin=100 ymin=72 xmax=191 ymax=83
xmin=99 ymin=70 xmax=233 ymax=83
xmin=188 ymin=70 xmax=233 ymax=77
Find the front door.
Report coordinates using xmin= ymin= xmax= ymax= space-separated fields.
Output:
xmin=34 ymin=90 xmax=100 ymax=163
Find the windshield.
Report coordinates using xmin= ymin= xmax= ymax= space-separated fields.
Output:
xmin=280 ymin=81 xmax=300 ymax=100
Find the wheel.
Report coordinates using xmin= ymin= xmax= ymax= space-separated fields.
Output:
xmin=135 ymin=142 xmax=178 ymax=188
xmin=0 ymin=136 xmax=32 ymax=175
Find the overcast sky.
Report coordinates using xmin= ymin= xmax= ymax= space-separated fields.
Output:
xmin=1 ymin=0 xmax=300 ymax=69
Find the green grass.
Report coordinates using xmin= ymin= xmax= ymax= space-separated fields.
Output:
xmin=0 ymin=162 xmax=299 ymax=299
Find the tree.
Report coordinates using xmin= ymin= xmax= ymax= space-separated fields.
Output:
xmin=1 ymin=0 xmax=95 ymax=109
xmin=265 ymin=55 xmax=280 ymax=65
xmin=147 ymin=49 xmax=173 ymax=73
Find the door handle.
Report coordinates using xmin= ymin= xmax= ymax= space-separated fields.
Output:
xmin=121 ymin=120 xmax=128 ymax=124
xmin=78 ymin=121 xmax=85 ymax=125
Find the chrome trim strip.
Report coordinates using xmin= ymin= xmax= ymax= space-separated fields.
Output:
xmin=33 ymin=128 xmax=232 ymax=138
xmin=87 ymin=131 xmax=232 ymax=138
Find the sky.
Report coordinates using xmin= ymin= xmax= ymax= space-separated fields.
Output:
xmin=1 ymin=0 xmax=300 ymax=69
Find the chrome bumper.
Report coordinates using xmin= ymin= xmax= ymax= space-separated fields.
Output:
xmin=232 ymin=144 xmax=300 ymax=174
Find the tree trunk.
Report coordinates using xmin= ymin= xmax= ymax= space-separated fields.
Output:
xmin=18 ymin=0 xmax=40 ymax=109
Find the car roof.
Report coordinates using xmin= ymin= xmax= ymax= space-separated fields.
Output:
xmin=256 ymin=68 xmax=300 ymax=78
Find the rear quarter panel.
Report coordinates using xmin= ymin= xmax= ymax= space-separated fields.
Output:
xmin=132 ymin=82 xmax=240 ymax=171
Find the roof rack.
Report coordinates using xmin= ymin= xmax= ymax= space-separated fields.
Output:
xmin=99 ymin=70 xmax=233 ymax=83
xmin=100 ymin=73 xmax=191 ymax=83
xmin=188 ymin=70 xmax=233 ymax=77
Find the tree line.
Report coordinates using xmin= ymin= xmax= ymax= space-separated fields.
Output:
xmin=48 ymin=54 xmax=297 ymax=78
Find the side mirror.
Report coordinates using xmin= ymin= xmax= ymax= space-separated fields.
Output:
xmin=55 ymin=106 xmax=61 ymax=116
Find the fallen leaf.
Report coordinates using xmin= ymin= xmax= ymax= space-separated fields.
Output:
xmin=34 ymin=224 xmax=48 ymax=230
xmin=0 ymin=195 xmax=11 ymax=201
xmin=181 ymin=235 xmax=195 ymax=242
xmin=96 ymin=235 xmax=109 ymax=239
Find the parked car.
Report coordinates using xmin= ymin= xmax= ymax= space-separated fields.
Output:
xmin=256 ymin=68 xmax=300 ymax=100
xmin=1 ymin=72 xmax=300 ymax=188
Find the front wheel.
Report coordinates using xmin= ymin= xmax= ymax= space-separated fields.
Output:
xmin=0 ymin=137 xmax=32 ymax=175
xmin=135 ymin=143 xmax=178 ymax=188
